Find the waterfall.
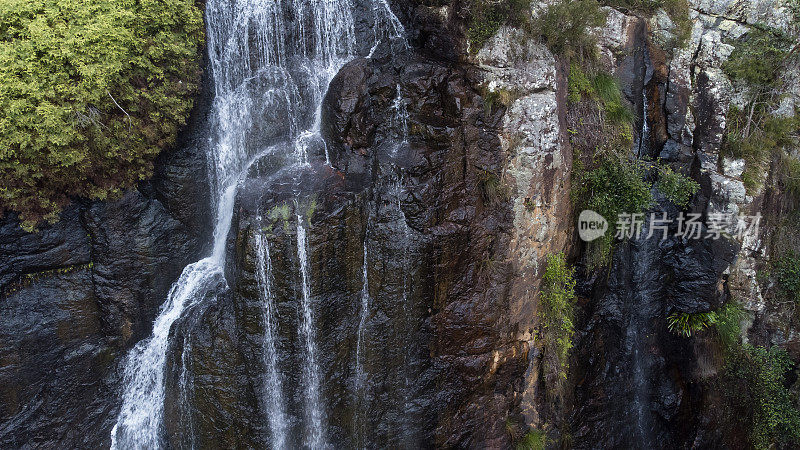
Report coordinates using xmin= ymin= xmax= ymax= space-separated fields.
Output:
xmin=355 ymin=242 xmax=370 ymax=385
xmin=296 ymin=216 xmax=325 ymax=447
xmin=254 ymin=232 xmax=288 ymax=449
xmin=111 ymin=0 xmax=405 ymax=447
xmin=638 ymin=88 xmax=649 ymax=158
xmin=391 ymin=84 xmax=409 ymax=146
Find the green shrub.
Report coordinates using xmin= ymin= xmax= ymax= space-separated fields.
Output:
xmin=656 ymin=164 xmax=699 ymax=207
xmin=723 ymin=344 xmax=800 ymax=449
xmin=723 ymin=25 xmax=795 ymax=90
xmin=574 ymin=157 xmax=653 ymax=267
xmin=468 ymin=0 xmax=531 ymax=51
xmin=667 ymin=311 xmax=714 ymax=337
xmin=0 ymin=0 xmax=204 ymax=230
xmin=532 ymin=0 xmax=607 ymax=58
xmin=711 ymin=301 xmax=745 ymax=349
xmin=516 ymin=428 xmax=547 ymax=450
xmin=568 ymin=64 xmax=635 ymax=126
xmin=721 ymin=24 xmax=799 ymax=195
xmin=540 ymin=252 xmax=577 ymax=395
xmin=773 ymin=251 xmax=800 ymax=304
xmin=710 ymin=300 xmax=800 ymax=448
xmin=723 ymin=106 xmax=799 ymax=194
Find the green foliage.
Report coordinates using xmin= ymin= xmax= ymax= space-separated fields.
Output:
xmin=710 ymin=300 xmax=800 ymax=448
xmin=773 ymin=251 xmax=800 ymax=304
xmin=712 ymin=301 xmax=745 ymax=349
xmin=667 ymin=311 xmax=715 ymax=337
xmin=721 ymin=24 xmax=799 ymax=195
xmin=267 ymin=203 xmax=291 ymax=231
xmin=568 ymin=64 xmax=635 ymax=126
xmin=779 ymin=151 xmax=800 ymax=200
xmin=516 ymin=428 xmax=547 ymax=450
xmin=568 ymin=64 xmax=593 ymax=104
xmin=532 ymin=0 xmax=607 ymax=58
xmin=723 ymin=344 xmax=800 ymax=449
xmin=656 ymin=164 xmax=699 ymax=207
xmin=723 ymin=26 xmax=795 ymax=90
xmin=540 ymin=252 xmax=577 ymax=396
xmin=574 ymin=157 xmax=653 ymax=267
xmin=0 ymin=0 xmax=204 ymax=230
xmin=592 ymin=72 xmax=636 ymax=125
xmin=468 ymin=0 xmax=531 ymax=51
xmin=723 ymin=106 xmax=799 ymax=194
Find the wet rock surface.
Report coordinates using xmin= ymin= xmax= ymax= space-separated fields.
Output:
xmin=1 ymin=0 xmax=798 ymax=448
xmin=0 ymin=86 xmax=212 ymax=447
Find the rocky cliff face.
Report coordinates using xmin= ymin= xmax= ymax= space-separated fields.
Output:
xmin=1 ymin=0 xmax=798 ymax=448
xmin=0 ymin=84 xmax=212 ymax=447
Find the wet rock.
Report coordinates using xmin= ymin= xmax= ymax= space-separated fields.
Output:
xmin=0 ymin=81 xmax=211 ymax=448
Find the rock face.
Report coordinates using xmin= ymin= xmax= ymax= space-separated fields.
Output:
xmin=1 ymin=0 xmax=799 ymax=448
xmin=0 ymin=82 xmax=212 ymax=447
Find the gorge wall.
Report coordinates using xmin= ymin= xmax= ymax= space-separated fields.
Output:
xmin=1 ymin=0 xmax=798 ymax=448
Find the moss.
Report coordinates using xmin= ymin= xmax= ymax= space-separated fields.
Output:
xmin=267 ymin=203 xmax=291 ymax=231
xmin=1 ymin=261 xmax=94 ymax=299
xmin=0 ymin=0 xmax=204 ymax=230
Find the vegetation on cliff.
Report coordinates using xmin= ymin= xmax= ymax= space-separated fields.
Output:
xmin=540 ymin=252 xmax=577 ymax=399
xmin=722 ymin=24 xmax=799 ymax=194
xmin=0 ymin=0 xmax=204 ymax=230
xmin=707 ymin=301 xmax=800 ymax=449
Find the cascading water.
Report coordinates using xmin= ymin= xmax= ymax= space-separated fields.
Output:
xmin=111 ymin=0 xmax=405 ymax=447
xmin=296 ymin=216 xmax=325 ymax=447
xmin=355 ymin=242 xmax=370 ymax=385
xmin=254 ymin=232 xmax=288 ymax=449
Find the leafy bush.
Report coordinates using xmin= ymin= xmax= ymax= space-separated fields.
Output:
xmin=773 ymin=251 xmax=800 ymax=304
xmin=516 ymin=428 xmax=547 ymax=450
xmin=574 ymin=157 xmax=653 ymax=267
xmin=0 ymin=0 xmax=204 ymax=229
xmin=540 ymin=252 xmax=577 ymax=396
xmin=532 ymin=0 xmax=607 ymax=58
xmin=667 ymin=311 xmax=714 ymax=337
xmin=710 ymin=301 xmax=800 ymax=448
xmin=723 ymin=344 xmax=800 ymax=449
xmin=712 ymin=301 xmax=745 ymax=349
xmin=723 ymin=26 xmax=795 ymax=90
xmin=468 ymin=0 xmax=531 ymax=51
xmin=656 ymin=164 xmax=699 ymax=207
xmin=721 ymin=24 xmax=799 ymax=195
